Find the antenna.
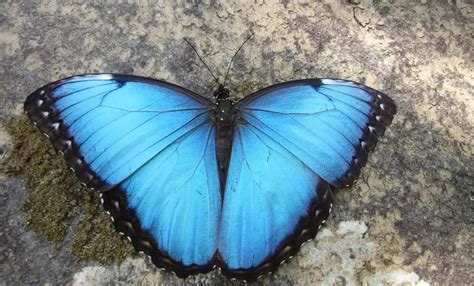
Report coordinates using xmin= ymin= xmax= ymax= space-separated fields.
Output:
xmin=184 ymin=38 xmax=220 ymax=84
xmin=223 ymin=33 xmax=254 ymax=87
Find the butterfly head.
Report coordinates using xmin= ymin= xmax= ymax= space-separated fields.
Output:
xmin=214 ymin=85 xmax=230 ymax=101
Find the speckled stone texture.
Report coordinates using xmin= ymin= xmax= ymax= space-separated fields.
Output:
xmin=1 ymin=0 xmax=472 ymax=285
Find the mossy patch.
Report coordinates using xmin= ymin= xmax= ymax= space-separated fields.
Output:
xmin=2 ymin=116 xmax=134 ymax=264
xmin=71 ymin=192 xmax=134 ymax=264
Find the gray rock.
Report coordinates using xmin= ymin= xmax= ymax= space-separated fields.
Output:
xmin=1 ymin=0 xmax=472 ymax=285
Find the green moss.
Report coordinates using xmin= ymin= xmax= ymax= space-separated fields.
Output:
xmin=71 ymin=191 xmax=134 ymax=264
xmin=3 ymin=116 xmax=134 ymax=264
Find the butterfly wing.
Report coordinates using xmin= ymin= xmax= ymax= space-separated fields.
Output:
xmin=24 ymin=74 xmax=222 ymax=276
xmin=218 ymin=78 xmax=396 ymax=279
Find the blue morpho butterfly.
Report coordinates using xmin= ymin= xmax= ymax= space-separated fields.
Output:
xmin=24 ymin=38 xmax=396 ymax=281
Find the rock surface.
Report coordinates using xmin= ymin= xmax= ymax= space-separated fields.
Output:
xmin=1 ymin=1 xmax=472 ymax=285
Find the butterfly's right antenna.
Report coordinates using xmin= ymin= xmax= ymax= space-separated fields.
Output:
xmin=223 ymin=33 xmax=254 ymax=87
xmin=184 ymin=38 xmax=220 ymax=85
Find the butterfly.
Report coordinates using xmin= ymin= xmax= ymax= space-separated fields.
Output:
xmin=24 ymin=57 xmax=396 ymax=281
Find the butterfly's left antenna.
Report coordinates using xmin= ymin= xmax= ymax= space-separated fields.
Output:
xmin=184 ymin=38 xmax=220 ymax=85
xmin=223 ymin=33 xmax=254 ymax=87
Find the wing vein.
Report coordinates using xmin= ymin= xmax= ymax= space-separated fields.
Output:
xmin=242 ymin=110 xmax=351 ymax=165
xmin=103 ymin=118 xmax=209 ymax=186
xmin=319 ymin=86 xmax=373 ymax=103
xmin=53 ymin=82 xmax=118 ymax=100
xmin=240 ymin=107 xmax=337 ymax=115
xmin=316 ymin=89 xmax=371 ymax=116
xmin=92 ymin=111 xmax=208 ymax=168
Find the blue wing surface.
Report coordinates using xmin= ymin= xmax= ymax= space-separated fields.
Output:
xmin=217 ymin=78 xmax=395 ymax=274
xmin=24 ymin=74 xmax=221 ymax=271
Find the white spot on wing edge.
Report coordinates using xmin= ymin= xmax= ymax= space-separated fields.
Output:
xmin=94 ymin=74 xmax=114 ymax=80
xmin=51 ymin=122 xmax=60 ymax=130
xmin=67 ymin=74 xmax=114 ymax=82
xmin=321 ymin=78 xmax=355 ymax=86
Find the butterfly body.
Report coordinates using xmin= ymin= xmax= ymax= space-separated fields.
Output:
xmin=24 ymin=73 xmax=396 ymax=281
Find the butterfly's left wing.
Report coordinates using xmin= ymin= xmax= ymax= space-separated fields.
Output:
xmin=217 ymin=79 xmax=396 ymax=280
xmin=24 ymin=74 xmax=222 ymax=277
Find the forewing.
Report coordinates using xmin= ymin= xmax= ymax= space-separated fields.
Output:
xmin=24 ymin=74 xmax=221 ymax=276
xmin=237 ymin=78 xmax=396 ymax=188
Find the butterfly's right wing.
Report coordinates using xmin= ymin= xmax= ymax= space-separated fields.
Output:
xmin=217 ymin=79 xmax=396 ymax=280
xmin=24 ymin=74 xmax=222 ymax=276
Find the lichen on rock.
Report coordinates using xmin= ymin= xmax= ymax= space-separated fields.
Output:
xmin=2 ymin=116 xmax=134 ymax=265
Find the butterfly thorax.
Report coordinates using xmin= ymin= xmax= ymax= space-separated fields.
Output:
xmin=214 ymin=85 xmax=234 ymax=127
